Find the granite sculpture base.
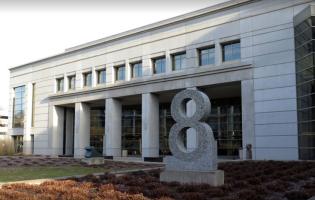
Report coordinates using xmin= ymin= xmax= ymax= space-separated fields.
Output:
xmin=160 ymin=155 xmax=224 ymax=186
xmin=160 ymin=170 xmax=224 ymax=186
xmin=81 ymin=157 xmax=105 ymax=165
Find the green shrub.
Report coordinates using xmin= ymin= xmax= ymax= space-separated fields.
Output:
xmin=0 ymin=136 xmax=15 ymax=156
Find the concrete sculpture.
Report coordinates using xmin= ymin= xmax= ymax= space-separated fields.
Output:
xmin=160 ymin=89 xmax=224 ymax=186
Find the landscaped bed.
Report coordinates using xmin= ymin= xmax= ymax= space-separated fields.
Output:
xmin=0 ymin=161 xmax=314 ymax=200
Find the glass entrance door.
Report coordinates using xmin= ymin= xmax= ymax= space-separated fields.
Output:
xmin=90 ymin=108 xmax=105 ymax=154
xmin=122 ymin=106 xmax=142 ymax=156
xmin=208 ymin=98 xmax=242 ymax=158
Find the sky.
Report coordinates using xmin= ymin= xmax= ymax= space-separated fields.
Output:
xmin=0 ymin=0 xmax=229 ymax=114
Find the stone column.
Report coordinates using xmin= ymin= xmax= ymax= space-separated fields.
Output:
xmin=105 ymin=98 xmax=122 ymax=157
xmin=165 ymin=50 xmax=172 ymax=73
xmin=142 ymin=93 xmax=159 ymax=158
xmin=126 ymin=60 xmax=131 ymax=81
xmin=215 ymin=40 xmax=222 ymax=66
xmin=241 ymin=80 xmax=255 ymax=160
xmin=63 ymin=73 xmax=68 ymax=92
xmin=74 ymin=102 xmax=90 ymax=158
xmin=23 ymin=83 xmax=33 ymax=155
xmin=49 ymin=105 xmax=64 ymax=156
xmin=92 ymin=67 xmax=97 ymax=87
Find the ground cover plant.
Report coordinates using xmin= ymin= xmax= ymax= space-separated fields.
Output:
xmin=0 ymin=161 xmax=314 ymax=200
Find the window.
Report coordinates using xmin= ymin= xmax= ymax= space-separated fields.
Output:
xmin=295 ymin=17 xmax=315 ymax=160
xmin=153 ymin=57 xmax=166 ymax=74
xmin=83 ymin=72 xmax=92 ymax=87
xmin=199 ymin=46 xmax=215 ymax=66
xmin=116 ymin=65 xmax=126 ymax=81
xmin=31 ymin=83 xmax=35 ymax=127
xmin=13 ymin=86 xmax=25 ymax=128
xmin=222 ymin=41 xmax=241 ymax=62
xmin=131 ymin=62 xmax=142 ymax=78
xmin=172 ymin=52 xmax=186 ymax=71
xmin=56 ymin=78 xmax=64 ymax=92
xmin=68 ymin=75 xmax=75 ymax=90
xmin=97 ymin=69 xmax=106 ymax=84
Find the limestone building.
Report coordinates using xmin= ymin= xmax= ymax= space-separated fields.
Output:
xmin=8 ymin=0 xmax=315 ymax=160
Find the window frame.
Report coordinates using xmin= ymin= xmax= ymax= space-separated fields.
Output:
xmin=83 ymin=71 xmax=92 ymax=87
xmin=12 ymin=86 xmax=25 ymax=128
xmin=152 ymin=56 xmax=166 ymax=74
xmin=198 ymin=45 xmax=215 ymax=66
xmin=97 ymin=68 xmax=106 ymax=84
xmin=56 ymin=77 xmax=64 ymax=92
xmin=68 ymin=75 xmax=76 ymax=90
xmin=115 ymin=65 xmax=126 ymax=81
xmin=222 ymin=40 xmax=241 ymax=62
xmin=172 ymin=51 xmax=186 ymax=71
xmin=131 ymin=62 xmax=143 ymax=79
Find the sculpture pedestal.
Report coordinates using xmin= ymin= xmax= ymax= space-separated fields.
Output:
xmin=160 ymin=170 xmax=224 ymax=186
xmin=81 ymin=157 xmax=104 ymax=165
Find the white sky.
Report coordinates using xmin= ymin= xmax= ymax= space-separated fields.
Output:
xmin=0 ymin=0 xmax=229 ymax=114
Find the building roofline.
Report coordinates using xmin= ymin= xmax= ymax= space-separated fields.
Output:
xmin=9 ymin=0 xmax=255 ymax=71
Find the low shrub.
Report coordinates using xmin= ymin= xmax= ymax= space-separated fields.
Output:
xmin=0 ymin=136 xmax=15 ymax=156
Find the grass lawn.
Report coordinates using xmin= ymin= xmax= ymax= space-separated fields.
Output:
xmin=0 ymin=166 xmax=107 ymax=182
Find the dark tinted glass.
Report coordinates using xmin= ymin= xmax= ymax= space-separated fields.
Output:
xmin=153 ymin=57 xmax=166 ymax=74
xmin=295 ymin=16 xmax=315 ymax=159
xmin=13 ymin=86 xmax=25 ymax=128
xmin=223 ymin=41 xmax=241 ymax=62
xmin=199 ymin=47 xmax=215 ymax=66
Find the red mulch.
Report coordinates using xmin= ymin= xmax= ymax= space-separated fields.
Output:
xmin=0 ymin=161 xmax=314 ymax=200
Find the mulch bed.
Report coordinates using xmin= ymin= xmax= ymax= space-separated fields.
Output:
xmin=0 ymin=161 xmax=314 ymax=200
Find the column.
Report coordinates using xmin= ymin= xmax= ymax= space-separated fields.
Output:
xmin=49 ymin=105 xmax=64 ymax=156
xmin=63 ymin=73 xmax=68 ymax=92
xmin=165 ymin=50 xmax=172 ymax=73
xmin=92 ymin=67 xmax=97 ymax=87
xmin=186 ymin=48 xmax=197 ymax=69
xmin=215 ymin=40 xmax=222 ymax=66
xmin=74 ymin=102 xmax=90 ymax=158
xmin=241 ymin=80 xmax=255 ymax=160
xmin=142 ymin=93 xmax=159 ymax=158
xmin=142 ymin=57 xmax=153 ymax=77
xmin=126 ymin=60 xmax=131 ymax=81
xmin=105 ymin=98 xmax=122 ymax=157
xmin=23 ymin=83 xmax=33 ymax=155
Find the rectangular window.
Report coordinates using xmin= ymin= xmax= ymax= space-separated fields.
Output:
xmin=97 ymin=69 xmax=106 ymax=84
xmin=83 ymin=72 xmax=92 ymax=87
xmin=153 ymin=57 xmax=166 ymax=74
xmin=68 ymin=75 xmax=75 ymax=90
xmin=222 ymin=41 xmax=241 ymax=62
xmin=13 ymin=86 xmax=25 ymax=128
xmin=131 ymin=62 xmax=142 ymax=78
xmin=56 ymin=78 xmax=64 ymax=92
xmin=199 ymin=46 xmax=215 ymax=66
xmin=116 ymin=65 xmax=126 ymax=81
xmin=31 ymin=83 xmax=35 ymax=127
xmin=172 ymin=52 xmax=186 ymax=71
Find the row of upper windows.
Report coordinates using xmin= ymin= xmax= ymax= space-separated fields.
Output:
xmin=56 ymin=40 xmax=240 ymax=92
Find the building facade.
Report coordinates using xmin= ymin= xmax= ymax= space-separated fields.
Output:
xmin=8 ymin=0 xmax=315 ymax=160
